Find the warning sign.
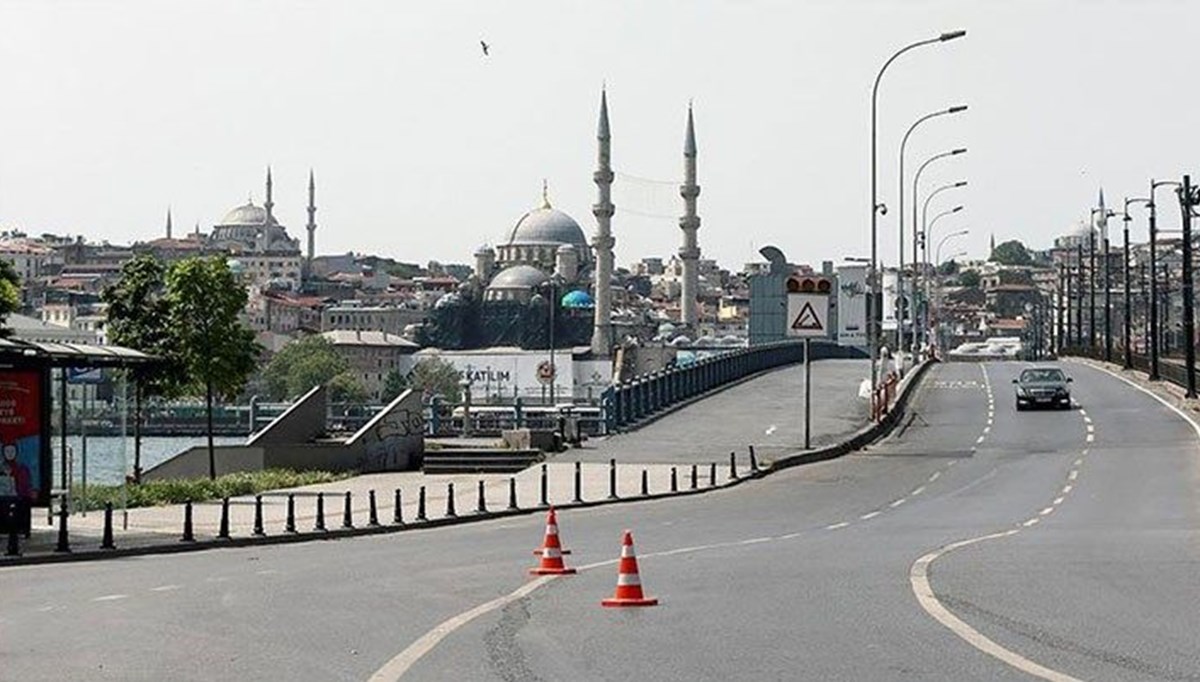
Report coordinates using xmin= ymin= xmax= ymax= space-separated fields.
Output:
xmin=787 ymin=293 xmax=829 ymax=338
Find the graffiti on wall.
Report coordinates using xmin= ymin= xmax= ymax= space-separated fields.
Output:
xmin=357 ymin=392 xmax=424 ymax=472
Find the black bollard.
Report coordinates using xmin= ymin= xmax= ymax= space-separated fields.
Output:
xmin=446 ymin=483 xmax=457 ymax=518
xmin=476 ymin=480 xmax=487 ymax=514
xmin=55 ymin=498 xmax=71 ymax=553
xmin=393 ymin=489 xmax=404 ymax=525
xmin=100 ymin=502 xmax=115 ymax=550
xmin=608 ymin=458 xmax=618 ymax=500
xmin=314 ymin=492 xmax=327 ymax=532
xmin=285 ymin=494 xmax=297 ymax=533
xmin=670 ymin=467 xmax=678 ymax=493
xmin=218 ymin=497 xmax=231 ymax=539
xmin=710 ymin=462 xmax=717 ymax=487
xmin=368 ymin=490 xmax=380 ymax=527
xmin=539 ymin=464 xmax=549 ymax=507
xmin=5 ymin=504 xmax=19 ymax=556
xmin=417 ymin=486 xmax=427 ymax=521
xmin=640 ymin=469 xmax=649 ymax=496
xmin=749 ymin=445 xmax=758 ymax=472
xmin=342 ymin=491 xmax=354 ymax=529
xmin=253 ymin=495 xmax=265 ymax=536
xmin=180 ymin=500 xmax=194 ymax=543
xmin=729 ymin=452 xmax=738 ymax=480
xmin=508 ymin=477 xmax=518 ymax=510
xmin=691 ymin=464 xmax=698 ymax=490
xmin=573 ymin=461 xmax=583 ymax=503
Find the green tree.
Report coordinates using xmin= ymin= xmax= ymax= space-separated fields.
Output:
xmin=101 ymin=254 xmax=188 ymax=481
xmin=958 ymin=270 xmax=981 ymax=288
xmin=327 ymin=370 xmax=369 ymax=404
xmin=991 ymin=239 xmax=1033 ymax=266
xmin=165 ymin=257 xmax=262 ymax=479
xmin=937 ymin=259 xmax=960 ymax=276
xmin=403 ymin=358 xmax=462 ymax=403
xmin=382 ymin=367 xmax=408 ymax=402
xmin=264 ymin=335 xmax=348 ymax=400
xmin=0 ymin=259 xmax=20 ymax=337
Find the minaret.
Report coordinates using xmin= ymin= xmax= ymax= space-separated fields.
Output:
xmin=264 ymin=166 xmax=275 ymax=222
xmin=591 ymin=88 xmax=616 ymax=356
xmin=165 ymin=207 xmax=173 ymax=240
xmin=306 ymin=170 xmax=317 ymax=267
xmin=679 ymin=104 xmax=701 ymax=327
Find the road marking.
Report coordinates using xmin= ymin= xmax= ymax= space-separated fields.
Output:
xmin=929 ymin=471 xmax=941 ymax=482
xmin=948 ymin=460 xmax=958 ymax=467
xmin=890 ymin=499 xmax=907 ymax=508
xmin=911 ymin=531 xmax=1082 ymax=682
xmin=739 ymin=537 xmax=771 ymax=545
xmin=149 ymin=584 xmax=181 ymax=592
xmin=92 ymin=594 xmax=129 ymax=602
xmin=1073 ymin=458 xmax=1083 ymax=466
xmin=35 ymin=605 xmax=58 ymax=612
xmin=825 ymin=522 xmax=850 ymax=530
xmin=255 ymin=569 xmax=281 ymax=576
xmin=986 ymin=418 xmax=993 ymax=427
xmin=983 ymin=426 xmax=991 ymax=435
xmin=1039 ymin=507 xmax=1054 ymax=516
xmin=976 ymin=436 xmax=986 ymax=444
xmin=1022 ymin=518 xmax=1040 ymax=527
xmin=778 ymin=532 xmax=803 ymax=540
xmin=1068 ymin=470 xmax=1078 ymax=481
xmin=765 ymin=424 xmax=778 ymax=436
xmin=1078 ymin=409 xmax=1087 ymax=417
xmin=1083 ymin=415 xmax=1092 ymax=424
xmin=912 ymin=485 xmax=926 ymax=496
xmin=1053 ymin=497 xmax=1064 ymax=506
xmin=1086 ymin=424 xmax=1094 ymax=434
xmin=1085 ymin=434 xmax=1094 ymax=443
xmin=860 ymin=511 xmax=881 ymax=520
xmin=1062 ymin=485 xmax=1072 ymax=494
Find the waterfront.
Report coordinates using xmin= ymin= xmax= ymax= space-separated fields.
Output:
xmin=50 ymin=435 xmax=245 ymax=486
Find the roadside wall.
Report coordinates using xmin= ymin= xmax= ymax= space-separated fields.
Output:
xmin=344 ymin=389 xmax=424 ymax=472
xmin=247 ymin=385 xmax=327 ymax=446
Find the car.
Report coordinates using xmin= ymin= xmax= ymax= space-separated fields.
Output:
xmin=1013 ymin=366 xmax=1073 ymax=411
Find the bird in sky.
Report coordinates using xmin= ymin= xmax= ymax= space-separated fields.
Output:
xmin=480 ymin=40 xmax=490 ymax=56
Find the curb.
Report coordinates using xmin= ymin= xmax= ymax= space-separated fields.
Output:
xmin=1 ymin=360 xmax=932 ymax=568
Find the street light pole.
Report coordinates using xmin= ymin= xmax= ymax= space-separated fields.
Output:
xmin=1180 ymin=175 xmax=1197 ymax=398
xmin=1075 ymin=242 xmax=1084 ymax=349
xmin=869 ymin=29 xmax=965 ymax=399
xmin=1148 ymin=179 xmax=1178 ymax=380
xmin=912 ymin=151 xmax=966 ymax=350
xmin=917 ymin=180 xmax=966 ymax=351
xmin=1124 ymin=198 xmax=1150 ymax=369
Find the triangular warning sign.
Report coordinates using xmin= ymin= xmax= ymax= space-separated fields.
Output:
xmin=791 ymin=302 xmax=823 ymax=331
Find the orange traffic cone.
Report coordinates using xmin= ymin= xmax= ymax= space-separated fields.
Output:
xmin=601 ymin=530 xmax=658 ymax=607
xmin=529 ymin=507 xmax=576 ymax=575
xmin=533 ymin=507 xmax=571 ymax=555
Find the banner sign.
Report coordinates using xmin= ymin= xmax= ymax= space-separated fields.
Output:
xmin=0 ymin=369 xmax=50 ymax=507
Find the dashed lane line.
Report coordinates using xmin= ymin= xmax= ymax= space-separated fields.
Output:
xmin=1068 ymin=470 xmax=1078 ymax=481
xmin=912 ymin=486 xmax=926 ymax=496
xmin=860 ymin=511 xmax=881 ymax=520
xmin=1039 ymin=507 xmax=1055 ymax=516
xmin=1022 ymin=518 xmax=1040 ymax=528
xmin=890 ymin=499 xmax=907 ymax=508
xmin=1062 ymin=485 xmax=1072 ymax=494
xmin=929 ymin=471 xmax=941 ymax=482
xmin=825 ymin=522 xmax=850 ymax=530
xmin=1053 ymin=497 xmax=1065 ymax=505
xmin=149 ymin=584 xmax=181 ymax=592
xmin=92 ymin=594 xmax=129 ymax=602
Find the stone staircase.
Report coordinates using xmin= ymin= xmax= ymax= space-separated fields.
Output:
xmin=421 ymin=448 xmax=544 ymax=475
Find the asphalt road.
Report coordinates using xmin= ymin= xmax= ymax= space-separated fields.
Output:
xmin=2 ymin=360 xmax=1197 ymax=681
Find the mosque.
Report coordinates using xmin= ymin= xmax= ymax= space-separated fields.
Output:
xmin=419 ymin=89 xmax=704 ymax=357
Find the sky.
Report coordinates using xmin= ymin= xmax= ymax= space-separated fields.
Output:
xmin=1 ymin=0 xmax=1197 ymax=273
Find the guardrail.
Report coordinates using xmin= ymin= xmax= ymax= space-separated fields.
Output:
xmin=1062 ymin=345 xmax=1191 ymax=388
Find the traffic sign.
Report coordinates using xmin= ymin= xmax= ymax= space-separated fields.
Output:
xmin=787 ymin=293 xmax=829 ymax=338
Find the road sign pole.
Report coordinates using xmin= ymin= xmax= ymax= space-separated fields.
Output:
xmin=804 ymin=338 xmax=812 ymax=450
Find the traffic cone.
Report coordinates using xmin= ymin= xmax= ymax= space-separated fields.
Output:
xmin=533 ymin=506 xmax=571 ymax=555
xmin=601 ymin=530 xmax=658 ymax=607
xmin=529 ymin=507 xmax=576 ymax=575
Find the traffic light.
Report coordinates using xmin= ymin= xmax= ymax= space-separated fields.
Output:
xmin=786 ymin=274 xmax=833 ymax=294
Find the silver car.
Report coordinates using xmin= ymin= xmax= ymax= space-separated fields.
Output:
xmin=1013 ymin=366 xmax=1073 ymax=411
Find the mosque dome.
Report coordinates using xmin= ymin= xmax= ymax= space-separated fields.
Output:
xmin=561 ymin=290 xmax=594 ymax=309
xmin=506 ymin=206 xmax=587 ymax=248
xmin=487 ymin=264 xmax=550 ymax=291
xmin=219 ymin=202 xmax=272 ymax=226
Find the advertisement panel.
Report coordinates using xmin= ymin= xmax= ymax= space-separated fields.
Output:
xmin=0 ymin=369 xmax=50 ymax=508
xmin=836 ymin=264 xmax=867 ymax=347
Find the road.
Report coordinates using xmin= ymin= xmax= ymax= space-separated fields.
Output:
xmin=2 ymin=361 xmax=1198 ymax=680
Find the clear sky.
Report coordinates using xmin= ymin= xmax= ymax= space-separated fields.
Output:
xmin=0 ymin=1 xmax=1195 ymax=272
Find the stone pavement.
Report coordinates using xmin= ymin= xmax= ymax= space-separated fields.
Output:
xmin=556 ymin=358 xmax=870 ymax=464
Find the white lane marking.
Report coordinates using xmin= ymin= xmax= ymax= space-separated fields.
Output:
xmin=890 ymin=499 xmax=907 ymax=508
xmin=1062 ymin=485 xmax=1073 ymax=494
xmin=986 ymin=419 xmax=993 ymax=427
xmin=1083 ymin=416 xmax=1092 ymax=424
xmin=929 ymin=471 xmax=941 ymax=482
xmin=739 ymin=537 xmax=771 ymax=545
xmin=255 ymin=569 xmax=281 ymax=576
xmin=976 ymin=436 xmax=986 ymax=444
xmin=1039 ymin=507 xmax=1054 ymax=516
xmin=1078 ymin=409 xmax=1088 ymax=417
xmin=948 ymin=460 xmax=958 ymax=467
xmin=1085 ymin=434 xmax=1094 ymax=443
xmin=35 ymin=605 xmax=57 ymax=612
xmin=911 ymin=531 xmax=1082 ymax=682
xmin=1073 ymin=458 xmax=1083 ymax=466
xmin=825 ymin=522 xmax=850 ymax=530
xmin=149 ymin=584 xmax=180 ymax=592
xmin=1086 ymin=424 xmax=1094 ymax=434
xmin=912 ymin=485 xmax=926 ymax=496
xmin=1081 ymin=360 xmax=1200 ymax=442
xmin=765 ymin=424 xmax=778 ymax=436
xmin=92 ymin=594 xmax=129 ymax=602
xmin=1068 ymin=470 xmax=1078 ymax=481
xmin=778 ymin=532 xmax=802 ymax=540
xmin=1022 ymin=518 xmax=1040 ymax=527
xmin=983 ymin=426 xmax=991 ymax=435
xmin=860 ymin=511 xmax=881 ymax=520
xmin=1053 ymin=497 xmax=1065 ymax=506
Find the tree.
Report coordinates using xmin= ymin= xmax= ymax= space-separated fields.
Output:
xmin=165 ymin=257 xmax=262 ymax=479
xmin=991 ymin=239 xmax=1033 ymax=266
xmin=937 ymin=259 xmax=960 ymax=277
xmin=102 ymin=254 xmax=188 ymax=481
xmin=0 ymin=259 xmax=20 ymax=337
xmin=958 ymin=270 xmax=981 ymax=288
xmin=401 ymin=357 xmax=462 ymax=403
xmin=327 ymin=371 xmax=369 ymax=404
xmin=382 ymin=367 xmax=408 ymax=402
xmin=263 ymin=335 xmax=347 ymax=400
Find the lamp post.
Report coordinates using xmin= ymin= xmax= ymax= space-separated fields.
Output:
xmin=1124 ymin=198 xmax=1151 ymax=369
xmin=919 ymin=182 xmax=966 ymax=349
xmin=1179 ymin=175 xmax=1198 ymax=398
xmin=1091 ymin=206 xmax=1118 ymax=362
xmin=869 ymin=29 xmax=966 ymax=397
xmin=1148 ymin=179 xmax=1180 ymax=380
xmin=932 ymin=232 xmax=968 ymax=355
xmin=898 ymin=105 xmax=967 ymax=353
xmin=1075 ymin=242 xmax=1084 ymax=348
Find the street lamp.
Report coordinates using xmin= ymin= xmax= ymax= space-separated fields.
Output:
xmin=935 ymin=229 xmax=970 ymax=266
xmin=898 ymin=105 xmax=967 ymax=351
xmin=1123 ymin=197 xmax=1151 ymax=370
xmin=869 ymin=29 xmax=966 ymax=398
xmin=1148 ymin=178 xmax=1181 ymax=381
xmin=916 ymin=180 xmax=966 ymax=348
xmin=1091 ymin=205 xmax=1118 ymax=363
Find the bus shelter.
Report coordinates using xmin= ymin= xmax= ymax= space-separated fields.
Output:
xmin=0 ymin=338 xmax=155 ymax=536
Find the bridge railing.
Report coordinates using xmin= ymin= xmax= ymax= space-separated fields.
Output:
xmin=1060 ymin=345 xmax=1191 ymax=387
xmin=601 ymin=340 xmax=837 ymax=433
